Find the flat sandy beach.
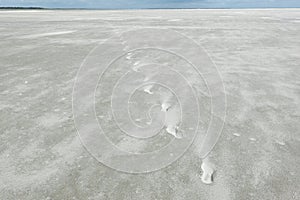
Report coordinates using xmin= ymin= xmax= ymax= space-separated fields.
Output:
xmin=0 ymin=9 xmax=299 ymax=200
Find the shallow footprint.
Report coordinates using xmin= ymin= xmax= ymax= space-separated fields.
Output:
xmin=166 ymin=125 xmax=182 ymax=138
xmin=143 ymin=85 xmax=154 ymax=94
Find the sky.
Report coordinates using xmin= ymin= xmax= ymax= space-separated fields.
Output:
xmin=1 ymin=0 xmax=300 ymax=9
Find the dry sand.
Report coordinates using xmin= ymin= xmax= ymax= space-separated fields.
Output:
xmin=0 ymin=9 xmax=299 ymax=200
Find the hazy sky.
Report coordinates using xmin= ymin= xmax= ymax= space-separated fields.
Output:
xmin=1 ymin=0 xmax=300 ymax=9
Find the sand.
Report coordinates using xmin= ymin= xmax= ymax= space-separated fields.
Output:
xmin=0 ymin=9 xmax=299 ymax=200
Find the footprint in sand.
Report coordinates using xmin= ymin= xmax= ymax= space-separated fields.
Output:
xmin=201 ymin=158 xmax=215 ymax=184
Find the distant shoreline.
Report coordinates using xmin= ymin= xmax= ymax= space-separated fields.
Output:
xmin=0 ymin=6 xmax=299 ymax=10
xmin=0 ymin=7 xmax=44 ymax=9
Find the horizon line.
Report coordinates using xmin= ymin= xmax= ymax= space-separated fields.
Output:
xmin=1 ymin=6 xmax=300 ymax=10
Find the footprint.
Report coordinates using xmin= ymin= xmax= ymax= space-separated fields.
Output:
xmin=161 ymin=102 xmax=171 ymax=112
xmin=164 ymin=104 xmax=181 ymax=138
xmin=201 ymin=159 xmax=215 ymax=185
xmin=126 ymin=52 xmax=133 ymax=60
xmin=143 ymin=85 xmax=154 ymax=94
xmin=166 ymin=125 xmax=176 ymax=136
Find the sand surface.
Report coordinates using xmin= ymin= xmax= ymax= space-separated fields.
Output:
xmin=0 ymin=9 xmax=299 ymax=200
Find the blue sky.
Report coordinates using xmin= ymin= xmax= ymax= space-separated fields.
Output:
xmin=1 ymin=0 xmax=300 ymax=9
